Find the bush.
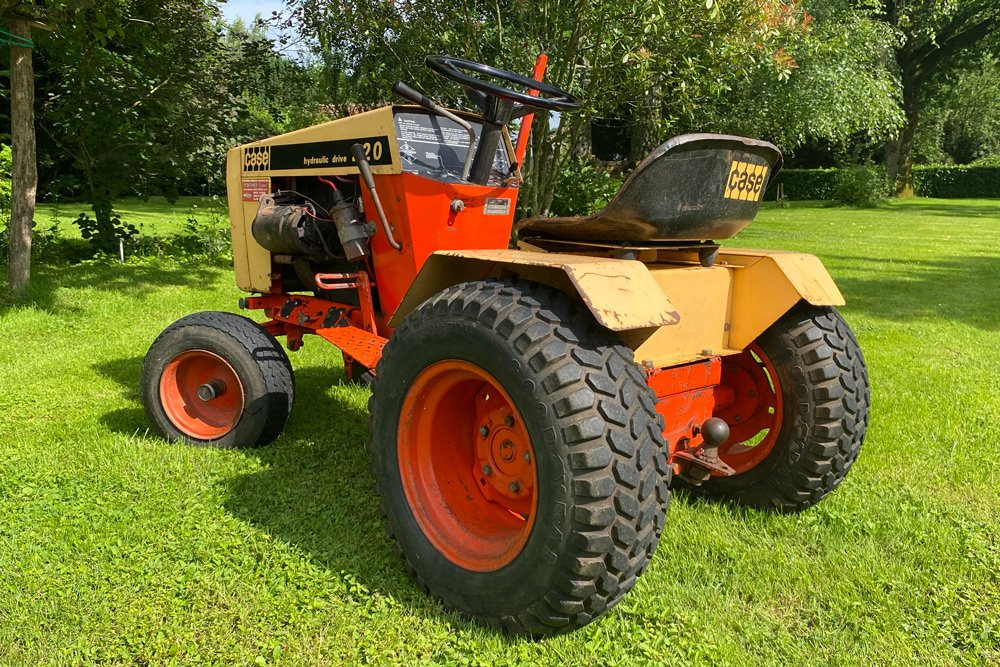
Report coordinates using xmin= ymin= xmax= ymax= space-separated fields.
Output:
xmin=549 ymin=159 xmax=622 ymax=217
xmin=73 ymin=212 xmax=139 ymax=254
xmin=912 ymin=164 xmax=1000 ymax=198
xmin=833 ymin=165 xmax=889 ymax=207
xmin=766 ymin=168 xmax=837 ymax=201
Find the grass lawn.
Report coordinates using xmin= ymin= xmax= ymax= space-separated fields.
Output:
xmin=35 ymin=196 xmax=226 ymax=239
xmin=1 ymin=197 xmax=997 ymax=665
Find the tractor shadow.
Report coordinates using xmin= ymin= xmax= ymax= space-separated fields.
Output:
xmin=220 ymin=366 xmax=470 ymax=626
xmin=91 ymin=356 xmax=463 ymax=624
xmin=93 ymin=355 xmax=150 ymax=435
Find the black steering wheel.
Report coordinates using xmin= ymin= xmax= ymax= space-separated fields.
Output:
xmin=425 ymin=55 xmax=581 ymax=115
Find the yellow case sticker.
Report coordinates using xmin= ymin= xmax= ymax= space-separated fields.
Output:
xmin=724 ymin=161 xmax=769 ymax=202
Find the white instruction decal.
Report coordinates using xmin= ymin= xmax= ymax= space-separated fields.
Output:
xmin=484 ymin=198 xmax=511 ymax=216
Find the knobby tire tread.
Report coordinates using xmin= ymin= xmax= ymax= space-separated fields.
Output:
xmin=367 ymin=280 xmax=670 ymax=635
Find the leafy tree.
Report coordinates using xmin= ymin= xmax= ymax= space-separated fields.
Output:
xmin=710 ymin=0 xmax=903 ymax=153
xmin=1 ymin=0 xmax=46 ymax=298
xmin=284 ymin=0 xmax=814 ymax=216
xmin=881 ymin=0 xmax=1000 ymax=193
xmin=915 ymin=49 xmax=1000 ymax=164
xmin=35 ymin=0 xmax=238 ymax=227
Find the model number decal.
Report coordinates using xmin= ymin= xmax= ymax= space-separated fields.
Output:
xmin=242 ymin=136 xmax=392 ymax=173
xmin=724 ymin=161 xmax=768 ymax=202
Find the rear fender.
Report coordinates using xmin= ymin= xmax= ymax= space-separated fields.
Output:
xmin=388 ymin=249 xmax=680 ymax=331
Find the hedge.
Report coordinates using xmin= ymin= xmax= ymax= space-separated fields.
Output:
xmin=766 ymin=164 xmax=1000 ymax=200
xmin=912 ymin=165 xmax=1000 ymax=198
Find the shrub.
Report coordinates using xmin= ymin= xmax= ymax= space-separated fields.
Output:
xmin=549 ymin=158 xmax=622 ymax=217
xmin=833 ymin=165 xmax=889 ymax=207
xmin=0 ymin=144 xmax=11 ymax=214
xmin=73 ymin=212 xmax=139 ymax=254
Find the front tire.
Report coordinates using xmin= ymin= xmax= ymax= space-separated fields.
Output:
xmin=686 ymin=303 xmax=869 ymax=511
xmin=141 ymin=311 xmax=294 ymax=448
xmin=368 ymin=280 xmax=670 ymax=635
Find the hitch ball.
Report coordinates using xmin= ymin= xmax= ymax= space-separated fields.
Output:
xmin=701 ymin=417 xmax=730 ymax=447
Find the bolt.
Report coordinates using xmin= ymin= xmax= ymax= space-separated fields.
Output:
xmin=481 ymin=465 xmax=493 ymax=476
xmin=504 ymin=415 xmax=515 ymax=427
xmin=523 ymin=452 xmax=531 ymax=463
xmin=642 ymin=359 xmax=655 ymax=370
xmin=479 ymin=425 xmax=490 ymax=437
xmin=508 ymin=481 xmax=520 ymax=493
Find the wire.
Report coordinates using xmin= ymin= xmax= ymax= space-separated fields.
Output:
xmin=317 ymin=177 xmax=339 ymax=192
xmin=301 ymin=203 xmax=339 ymax=259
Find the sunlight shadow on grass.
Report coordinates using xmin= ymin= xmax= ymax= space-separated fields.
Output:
xmin=220 ymin=366 xmax=467 ymax=627
xmin=0 ymin=258 xmax=228 ymax=316
xmin=831 ymin=254 xmax=1000 ymax=330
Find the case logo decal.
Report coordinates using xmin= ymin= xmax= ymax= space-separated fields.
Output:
xmin=243 ymin=145 xmax=271 ymax=172
xmin=725 ymin=161 xmax=768 ymax=202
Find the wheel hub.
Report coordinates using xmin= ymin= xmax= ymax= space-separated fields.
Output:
xmin=159 ymin=350 xmax=245 ymax=440
xmin=397 ymin=360 xmax=538 ymax=571
xmin=475 ymin=398 xmax=533 ymax=514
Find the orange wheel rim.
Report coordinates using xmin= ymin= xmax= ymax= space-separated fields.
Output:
xmin=159 ymin=350 xmax=245 ymax=440
xmin=398 ymin=360 xmax=537 ymax=572
xmin=713 ymin=344 xmax=784 ymax=475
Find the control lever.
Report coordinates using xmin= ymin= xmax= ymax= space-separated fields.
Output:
xmin=392 ymin=81 xmax=477 ymax=181
xmin=352 ymin=143 xmax=403 ymax=251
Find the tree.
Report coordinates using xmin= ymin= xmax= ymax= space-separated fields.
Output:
xmin=1 ymin=2 xmax=44 ymax=298
xmin=915 ymin=47 xmax=1000 ymax=164
xmin=35 ymin=0 xmax=238 ymax=229
xmin=882 ymin=0 xmax=1000 ymax=194
xmin=284 ymin=0 xmax=814 ymax=216
xmin=708 ymin=0 xmax=903 ymax=155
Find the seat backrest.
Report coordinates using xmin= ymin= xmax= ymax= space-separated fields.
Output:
xmin=519 ymin=133 xmax=783 ymax=242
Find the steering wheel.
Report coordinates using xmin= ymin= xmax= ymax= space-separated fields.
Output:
xmin=425 ymin=55 xmax=581 ymax=115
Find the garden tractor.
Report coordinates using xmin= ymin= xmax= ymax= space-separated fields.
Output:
xmin=141 ymin=55 xmax=870 ymax=635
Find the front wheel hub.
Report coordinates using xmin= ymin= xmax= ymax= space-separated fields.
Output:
xmin=159 ymin=350 xmax=245 ymax=440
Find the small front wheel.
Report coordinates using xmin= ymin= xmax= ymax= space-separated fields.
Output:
xmin=141 ymin=311 xmax=294 ymax=448
xmin=368 ymin=280 xmax=670 ymax=635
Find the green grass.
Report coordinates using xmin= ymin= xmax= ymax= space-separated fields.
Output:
xmin=1 ymin=197 xmax=997 ymax=665
xmin=35 ymin=196 xmax=225 ymax=239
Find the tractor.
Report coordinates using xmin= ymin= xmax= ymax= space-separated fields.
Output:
xmin=140 ymin=55 xmax=870 ymax=635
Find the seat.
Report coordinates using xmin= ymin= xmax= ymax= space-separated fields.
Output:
xmin=516 ymin=133 xmax=783 ymax=243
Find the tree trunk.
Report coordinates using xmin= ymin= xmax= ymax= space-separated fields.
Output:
xmin=8 ymin=17 xmax=37 ymax=298
xmin=893 ymin=72 xmax=921 ymax=197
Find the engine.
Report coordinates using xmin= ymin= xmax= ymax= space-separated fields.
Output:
xmin=251 ymin=187 xmax=372 ymax=262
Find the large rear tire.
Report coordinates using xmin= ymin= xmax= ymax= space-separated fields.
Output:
xmin=685 ymin=303 xmax=869 ymax=512
xmin=141 ymin=311 xmax=294 ymax=448
xmin=368 ymin=280 xmax=670 ymax=635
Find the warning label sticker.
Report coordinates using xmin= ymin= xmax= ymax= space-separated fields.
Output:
xmin=484 ymin=198 xmax=511 ymax=216
xmin=242 ymin=178 xmax=270 ymax=202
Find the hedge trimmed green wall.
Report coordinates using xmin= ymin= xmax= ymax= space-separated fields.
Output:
xmin=766 ymin=164 xmax=1000 ymax=200
xmin=912 ymin=165 xmax=1000 ymax=198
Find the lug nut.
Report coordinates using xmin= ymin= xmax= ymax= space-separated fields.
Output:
xmin=508 ymin=481 xmax=520 ymax=493
xmin=479 ymin=425 xmax=489 ymax=437
xmin=482 ymin=465 xmax=493 ymax=476
xmin=504 ymin=415 xmax=515 ymax=427
xmin=523 ymin=452 xmax=531 ymax=463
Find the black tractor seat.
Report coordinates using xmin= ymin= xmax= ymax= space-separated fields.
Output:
xmin=516 ymin=133 xmax=783 ymax=243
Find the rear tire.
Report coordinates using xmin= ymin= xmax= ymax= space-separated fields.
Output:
xmin=684 ymin=303 xmax=869 ymax=511
xmin=141 ymin=311 xmax=294 ymax=448
xmin=368 ymin=280 xmax=670 ymax=635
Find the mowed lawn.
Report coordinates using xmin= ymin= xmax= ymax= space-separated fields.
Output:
xmin=0 ymin=198 xmax=997 ymax=665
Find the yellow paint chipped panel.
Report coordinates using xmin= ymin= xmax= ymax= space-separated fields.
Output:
xmin=390 ymin=250 xmax=679 ymax=331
